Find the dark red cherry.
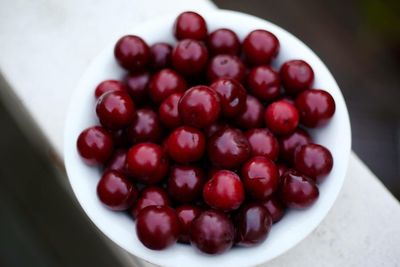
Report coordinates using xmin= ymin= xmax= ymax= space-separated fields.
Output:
xmin=178 ymin=85 xmax=221 ymax=128
xmin=264 ymin=100 xmax=299 ymax=135
xmin=243 ymin=30 xmax=280 ymax=65
xmin=236 ymin=95 xmax=264 ymax=129
xmin=207 ymin=28 xmax=240 ymax=55
xmin=247 ymin=66 xmax=280 ymax=102
xmin=96 ymin=91 xmax=136 ymax=130
xmin=124 ymin=72 xmax=150 ymax=104
xmin=95 ymin=80 xmax=127 ymax=99
xmin=204 ymin=121 xmax=229 ymax=137
xmin=245 ymin=128 xmax=279 ymax=161
xmin=280 ymin=60 xmax=314 ymax=95
xmin=174 ymin=11 xmax=208 ymax=40
xmin=294 ymin=144 xmax=333 ymax=183
xmin=149 ymin=43 xmax=172 ymax=70
xmin=210 ymin=78 xmax=246 ymax=118
xmin=105 ymin=149 xmax=128 ymax=176
xmin=207 ymin=128 xmax=250 ymax=169
xmin=127 ymin=108 xmax=162 ymax=144
xmin=77 ymin=126 xmax=114 ymax=165
xmin=207 ymin=54 xmax=245 ymax=83
xmin=158 ymin=92 xmax=183 ymax=129
xmin=136 ymin=206 xmax=180 ymax=250
xmin=190 ymin=210 xmax=234 ymax=254
xmin=132 ymin=186 xmax=171 ymax=218
xmin=172 ymin=39 xmax=208 ymax=76
xmin=97 ymin=170 xmax=137 ymax=211
xmin=149 ymin=69 xmax=187 ymax=104
xmin=295 ymin=89 xmax=336 ymax=128
xmin=279 ymin=128 xmax=312 ymax=163
xmin=114 ymin=35 xmax=150 ymax=72
xmin=108 ymin=128 xmax=129 ymax=148
xmin=241 ymin=156 xmax=279 ymax=200
xmin=235 ymin=203 xmax=272 ymax=246
xmin=280 ymin=170 xmax=319 ymax=208
xmin=261 ymin=196 xmax=285 ymax=223
xmin=176 ymin=205 xmax=202 ymax=243
xmin=167 ymin=165 xmax=205 ymax=203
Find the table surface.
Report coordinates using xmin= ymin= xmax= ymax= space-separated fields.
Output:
xmin=0 ymin=0 xmax=399 ymax=266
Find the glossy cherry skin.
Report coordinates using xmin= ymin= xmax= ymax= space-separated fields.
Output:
xmin=172 ymin=39 xmax=208 ymax=76
xmin=264 ymin=100 xmax=299 ymax=135
xmin=132 ymin=186 xmax=171 ymax=218
xmin=95 ymin=80 xmax=127 ymax=99
xmin=280 ymin=170 xmax=319 ymax=208
xmin=295 ymin=89 xmax=336 ymax=128
xmin=280 ymin=60 xmax=314 ymax=95
xmin=210 ymin=78 xmax=246 ymax=118
xmin=261 ymin=196 xmax=285 ymax=223
xmin=204 ymin=121 xmax=229 ymax=137
xmin=126 ymin=143 xmax=168 ymax=185
xmin=207 ymin=28 xmax=240 ymax=55
xmin=149 ymin=69 xmax=187 ymax=104
xmin=97 ymin=170 xmax=137 ymax=211
xmin=207 ymin=128 xmax=251 ymax=169
xmin=176 ymin=205 xmax=202 ymax=243
xmin=77 ymin=126 xmax=114 ymax=165
xmin=190 ymin=210 xmax=234 ymax=254
xmin=243 ymin=30 xmax=280 ymax=65
xmin=136 ymin=205 xmax=180 ymax=250
xmin=178 ymin=86 xmax=221 ymax=128
xmin=235 ymin=203 xmax=272 ymax=246
xmin=167 ymin=165 xmax=205 ymax=203
xmin=207 ymin=55 xmax=245 ymax=83
xmin=174 ymin=11 xmax=207 ymax=40
xmin=247 ymin=66 xmax=280 ymax=102
xmin=149 ymin=43 xmax=172 ymax=70
xmin=114 ymin=35 xmax=150 ymax=72
xmin=294 ymin=144 xmax=333 ymax=183
xmin=96 ymin=91 xmax=136 ymax=130
xmin=236 ymin=95 xmax=264 ymax=129
xmin=203 ymin=170 xmax=245 ymax=211
xmin=166 ymin=126 xmax=206 ymax=163
xmin=124 ymin=72 xmax=150 ymax=104
xmin=279 ymin=128 xmax=312 ymax=163
xmin=245 ymin=128 xmax=279 ymax=161
xmin=104 ymin=149 xmax=128 ymax=176
xmin=241 ymin=156 xmax=280 ymax=200
xmin=127 ymin=108 xmax=162 ymax=144
xmin=158 ymin=92 xmax=183 ymax=129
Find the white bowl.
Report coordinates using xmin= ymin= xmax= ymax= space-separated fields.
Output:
xmin=64 ymin=9 xmax=351 ymax=267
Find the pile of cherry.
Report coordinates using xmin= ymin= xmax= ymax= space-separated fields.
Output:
xmin=77 ymin=11 xmax=335 ymax=255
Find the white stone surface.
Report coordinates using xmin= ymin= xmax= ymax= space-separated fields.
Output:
xmin=0 ymin=0 xmax=399 ymax=266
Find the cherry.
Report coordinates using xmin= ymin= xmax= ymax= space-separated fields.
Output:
xmin=235 ymin=203 xmax=272 ymax=246
xmin=166 ymin=126 xmax=206 ymax=163
xmin=204 ymin=121 xmax=229 ymax=137
xmin=261 ymin=196 xmax=285 ymax=223
xmin=245 ymin=128 xmax=279 ymax=161
xmin=132 ymin=186 xmax=171 ymax=218
xmin=176 ymin=205 xmax=202 ymax=243
xmin=104 ymin=149 xmax=128 ymax=176
xmin=279 ymin=128 xmax=312 ymax=163
xmin=207 ymin=28 xmax=240 ymax=55
xmin=178 ymin=86 xmax=221 ymax=128
xmin=174 ymin=11 xmax=208 ymax=40
xmin=247 ymin=66 xmax=280 ymax=102
xmin=114 ymin=35 xmax=150 ymax=72
xmin=124 ymin=71 xmax=150 ymax=103
xmin=126 ymin=108 xmax=162 ymax=144
xmin=243 ymin=30 xmax=280 ymax=65
xmin=167 ymin=165 xmax=205 ymax=203
xmin=210 ymin=78 xmax=246 ymax=118
xmin=172 ymin=39 xmax=208 ymax=76
xmin=136 ymin=206 xmax=180 ymax=250
xmin=190 ymin=210 xmax=234 ymax=254
xmin=149 ymin=69 xmax=187 ymax=104
xmin=295 ymin=89 xmax=336 ymax=128
xmin=149 ymin=43 xmax=172 ymax=70
xmin=203 ymin=170 xmax=245 ymax=211
xmin=126 ymin=143 xmax=168 ymax=185
xmin=77 ymin=126 xmax=114 ymax=165
xmin=158 ymin=92 xmax=183 ymax=129
xmin=96 ymin=91 xmax=136 ymax=130
xmin=264 ymin=100 xmax=299 ymax=135
xmin=236 ymin=95 xmax=264 ymax=129
xmin=241 ymin=156 xmax=279 ymax=200
xmin=280 ymin=60 xmax=314 ymax=95
xmin=97 ymin=170 xmax=137 ymax=211
xmin=294 ymin=144 xmax=333 ymax=183
xmin=207 ymin=128 xmax=251 ymax=169
xmin=95 ymin=80 xmax=126 ymax=99
xmin=280 ymin=170 xmax=319 ymax=209
xmin=207 ymin=55 xmax=245 ymax=83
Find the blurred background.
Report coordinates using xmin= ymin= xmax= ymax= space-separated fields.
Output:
xmin=0 ymin=0 xmax=399 ymax=266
